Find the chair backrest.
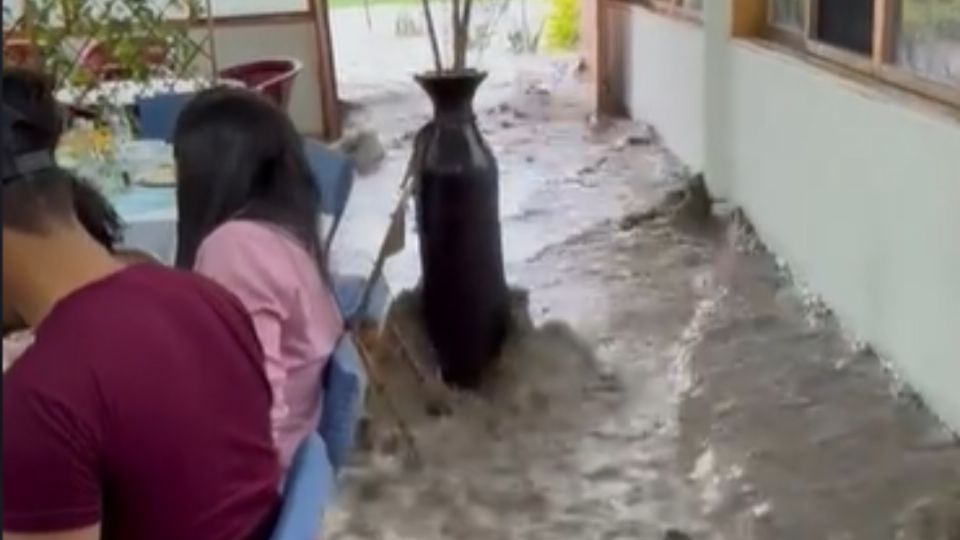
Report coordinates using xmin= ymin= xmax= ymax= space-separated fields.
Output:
xmin=135 ymin=92 xmax=194 ymax=141
xmin=269 ymin=432 xmax=336 ymax=540
xmin=268 ymin=317 xmax=365 ymax=540
xmin=219 ymin=58 xmax=303 ymax=110
xmin=302 ymin=138 xmax=391 ymax=322
xmin=303 ymin=139 xmax=354 ymax=254
xmin=318 ymin=334 xmax=366 ymax=471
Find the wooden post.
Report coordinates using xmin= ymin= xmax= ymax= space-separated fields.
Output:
xmin=595 ymin=0 xmax=612 ymax=115
xmin=730 ymin=0 xmax=767 ymax=38
xmin=872 ymin=0 xmax=893 ymax=65
xmin=308 ymin=0 xmax=342 ymax=140
xmin=804 ymin=0 xmax=817 ymax=38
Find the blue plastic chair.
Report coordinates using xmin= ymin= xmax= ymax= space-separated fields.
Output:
xmin=303 ymin=138 xmax=353 ymax=255
xmin=269 ymin=432 xmax=336 ymax=540
xmin=318 ymin=334 xmax=366 ymax=471
xmin=134 ymin=92 xmax=194 ymax=141
xmin=269 ymin=338 xmax=366 ymax=540
xmin=304 ymin=137 xmax=390 ymax=322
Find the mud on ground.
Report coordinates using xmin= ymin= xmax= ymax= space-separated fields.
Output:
xmin=326 ymin=64 xmax=960 ymax=540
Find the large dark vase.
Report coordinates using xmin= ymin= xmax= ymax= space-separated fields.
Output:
xmin=413 ymin=70 xmax=510 ymax=388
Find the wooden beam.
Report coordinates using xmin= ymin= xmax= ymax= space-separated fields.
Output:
xmin=872 ymin=0 xmax=894 ymax=65
xmin=805 ymin=0 xmax=818 ymax=39
xmin=731 ymin=0 xmax=767 ymax=38
xmin=308 ymin=0 xmax=342 ymax=140
xmin=596 ymin=0 xmax=611 ymax=115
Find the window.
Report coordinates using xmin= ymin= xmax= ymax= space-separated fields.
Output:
xmin=769 ymin=0 xmax=804 ymax=32
xmin=764 ymin=0 xmax=960 ymax=107
xmin=895 ymin=0 xmax=960 ymax=86
xmin=650 ymin=0 xmax=703 ymax=21
xmin=814 ymin=0 xmax=875 ymax=56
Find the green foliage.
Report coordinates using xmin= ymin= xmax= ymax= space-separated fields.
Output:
xmin=16 ymin=0 xmax=207 ymax=87
xmin=543 ymin=0 xmax=578 ymax=51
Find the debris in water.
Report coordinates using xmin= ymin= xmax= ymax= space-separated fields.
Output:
xmin=664 ymin=529 xmax=693 ymax=540
xmin=619 ymin=174 xmax=713 ymax=231
xmin=577 ymin=156 xmax=608 ymax=176
xmin=895 ymin=489 xmax=960 ymax=540
xmin=615 ymin=125 xmax=656 ymax=149
xmin=669 ymin=174 xmax=713 ymax=228
xmin=619 ymin=208 xmax=662 ymax=230
xmin=335 ymin=128 xmax=386 ymax=175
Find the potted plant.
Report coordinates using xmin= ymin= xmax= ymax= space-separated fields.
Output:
xmin=411 ymin=0 xmax=510 ymax=388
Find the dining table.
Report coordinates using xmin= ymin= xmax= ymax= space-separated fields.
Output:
xmin=111 ymin=186 xmax=180 ymax=263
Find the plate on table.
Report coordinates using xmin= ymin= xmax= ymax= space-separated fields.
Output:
xmin=116 ymin=140 xmax=176 ymax=187
xmin=134 ymin=165 xmax=177 ymax=187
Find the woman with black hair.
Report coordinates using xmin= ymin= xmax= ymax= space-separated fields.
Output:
xmin=173 ymin=87 xmax=342 ymax=473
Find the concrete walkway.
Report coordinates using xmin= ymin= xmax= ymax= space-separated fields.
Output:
xmin=326 ymin=58 xmax=960 ymax=540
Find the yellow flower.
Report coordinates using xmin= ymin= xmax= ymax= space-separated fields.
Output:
xmin=91 ymin=128 xmax=113 ymax=154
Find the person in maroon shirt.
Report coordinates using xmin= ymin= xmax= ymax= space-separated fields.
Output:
xmin=2 ymin=69 xmax=281 ymax=539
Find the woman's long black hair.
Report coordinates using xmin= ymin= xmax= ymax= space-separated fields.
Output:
xmin=172 ymin=87 xmax=322 ymax=268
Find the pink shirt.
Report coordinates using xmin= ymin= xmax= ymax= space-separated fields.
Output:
xmin=195 ymin=220 xmax=342 ymax=472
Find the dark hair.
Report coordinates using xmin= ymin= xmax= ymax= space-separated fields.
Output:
xmin=71 ymin=177 xmax=123 ymax=251
xmin=2 ymin=68 xmax=125 ymax=247
xmin=172 ymin=87 xmax=322 ymax=268
xmin=1 ymin=68 xmax=75 ymax=233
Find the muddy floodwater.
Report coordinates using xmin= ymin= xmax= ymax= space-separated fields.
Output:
xmin=325 ymin=59 xmax=960 ymax=540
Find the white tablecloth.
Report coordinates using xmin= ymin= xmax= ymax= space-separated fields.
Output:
xmin=57 ymin=77 xmax=241 ymax=107
xmin=112 ymin=187 xmax=179 ymax=262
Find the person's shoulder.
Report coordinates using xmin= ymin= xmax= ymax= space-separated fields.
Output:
xmin=196 ymin=220 xmax=312 ymax=285
xmin=112 ymin=263 xmax=209 ymax=295
xmin=201 ymin=220 xmax=291 ymax=252
xmin=53 ymin=265 xmax=237 ymax=322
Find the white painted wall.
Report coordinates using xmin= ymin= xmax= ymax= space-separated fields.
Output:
xmin=617 ymin=0 xmax=960 ymax=428
xmin=619 ymin=5 xmax=705 ymax=170
xmin=192 ymin=20 xmax=325 ymax=135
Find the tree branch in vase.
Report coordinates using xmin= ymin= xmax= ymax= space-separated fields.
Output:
xmin=420 ymin=0 xmax=443 ymax=72
xmin=454 ymin=0 xmax=473 ymax=71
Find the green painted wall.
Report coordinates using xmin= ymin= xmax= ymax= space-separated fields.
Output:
xmin=720 ymin=43 xmax=960 ymax=428
xmin=619 ymin=0 xmax=960 ymax=428
xmin=703 ymin=1 xmax=960 ymax=428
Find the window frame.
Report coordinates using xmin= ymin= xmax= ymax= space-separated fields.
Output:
xmin=649 ymin=0 xmax=703 ymax=24
xmin=762 ymin=0 xmax=959 ymax=109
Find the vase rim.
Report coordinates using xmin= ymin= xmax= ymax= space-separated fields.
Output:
xmin=415 ymin=69 xmax=488 ymax=82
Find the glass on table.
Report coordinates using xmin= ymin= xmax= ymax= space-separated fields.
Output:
xmin=57 ymin=124 xmax=130 ymax=195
